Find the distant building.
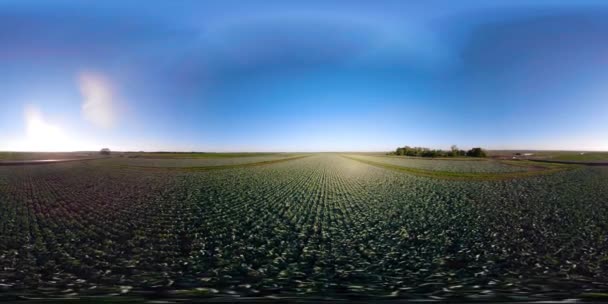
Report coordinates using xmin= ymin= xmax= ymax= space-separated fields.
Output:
xmin=100 ymin=148 xmax=111 ymax=155
xmin=513 ymin=152 xmax=534 ymax=159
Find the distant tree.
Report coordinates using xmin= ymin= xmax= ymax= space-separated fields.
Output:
xmin=100 ymin=148 xmax=111 ymax=155
xmin=466 ymin=147 xmax=486 ymax=158
xmin=450 ymin=145 xmax=459 ymax=157
xmin=393 ymin=144 xmax=484 ymax=158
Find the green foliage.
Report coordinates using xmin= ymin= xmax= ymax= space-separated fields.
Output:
xmin=466 ymin=147 xmax=486 ymax=157
xmin=393 ymin=145 xmax=472 ymax=158
xmin=395 ymin=146 xmax=447 ymax=157
xmin=0 ymin=154 xmax=606 ymax=302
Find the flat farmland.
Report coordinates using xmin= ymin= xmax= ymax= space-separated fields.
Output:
xmin=1 ymin=154 xmax=607 ymax=302
xmin=345 ymin=154 xmax=531 ymax=173
xmin=99 ymin=153 xmax=306 ymax=168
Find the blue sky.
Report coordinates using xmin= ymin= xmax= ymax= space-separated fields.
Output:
xmin=1 ymin=0 xmax=607 ymax=152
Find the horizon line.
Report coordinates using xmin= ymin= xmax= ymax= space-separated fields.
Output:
xmin=2 ymin=149 xmax=608 ymax=153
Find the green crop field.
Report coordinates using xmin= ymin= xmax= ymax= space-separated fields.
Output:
xmin=549 ymin=152 xmax=608 ymax=162
xmin=123 ymin=152 xmax=288 ymax=159
xmin=0 ymin=152 xmax=96 ymax=161
xmin=1 ymin=154 xmax=607 ymax=302
xmin=346 ymin=154 xmax=532 ymax=173
xmin=489 ymin=150 xmax=608 ymax=163
xmin=100 ymin=154 xmax=308 ymax=169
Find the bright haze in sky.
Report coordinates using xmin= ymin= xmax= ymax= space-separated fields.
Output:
xmin=1 ymin=0 xmax=607 ymax=152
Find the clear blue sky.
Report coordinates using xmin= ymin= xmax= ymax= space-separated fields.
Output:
xmin=1 ymin=0 xmax=607 ymax=152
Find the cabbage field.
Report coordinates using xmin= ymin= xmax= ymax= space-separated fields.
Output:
xmin=1 ymin=154 xmax=607 ymax=302
xmin=347 ymin=154 xmax=531 ymax=173
xmin=98 ymin=153 xmax=305 ymax=168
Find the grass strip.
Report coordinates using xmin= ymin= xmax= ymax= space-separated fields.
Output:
xmin=342 ymin=155 xmax=577 ymax=181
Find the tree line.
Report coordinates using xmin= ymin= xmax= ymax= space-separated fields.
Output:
xmin=390 ymin=145 xmax=487 ymax=158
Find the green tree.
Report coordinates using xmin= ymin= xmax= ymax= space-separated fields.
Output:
xmin=466 ymin=147 xmax=486 ymax=157
xmin=450 ymin=145 xmax=458 ymax=157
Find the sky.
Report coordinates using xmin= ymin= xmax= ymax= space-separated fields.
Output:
xmin=1 ymin=0 xmax=607 ymax=152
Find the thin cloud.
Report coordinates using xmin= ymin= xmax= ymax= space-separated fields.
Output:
xmin=79 ymin=71 xmax=116 ymax=129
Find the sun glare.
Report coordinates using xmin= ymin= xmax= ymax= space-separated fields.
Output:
xmin=17 ymin=106 xmax=71 ymax=152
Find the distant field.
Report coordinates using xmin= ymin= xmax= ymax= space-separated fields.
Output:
xmin=0 ymin=151 xmax=96 ymax=160
xmin=343 ymin=155 xmax=574 ymax=180
xmin=489 ymin=150 xmax=608 ymax=162
xmin=0 ymin=151 xmax=290 ymax=161
xmin=549 ymin=152 xmax=608 ymax=162
xmin=125 ymin=152 xmax=285 ymax=159
xmin=98 ymin=153 xmax=308 ymax=168
xmin=350 ymin=154 xmax=523 ymax=173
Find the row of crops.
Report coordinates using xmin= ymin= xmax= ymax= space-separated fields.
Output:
xmin=95 ymin=153 xmax=304 ymax=168
xmin=346 ymin=154 xmax=532 ymax=173
xmin=0 ymin=154 xmax=607 ymax=301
